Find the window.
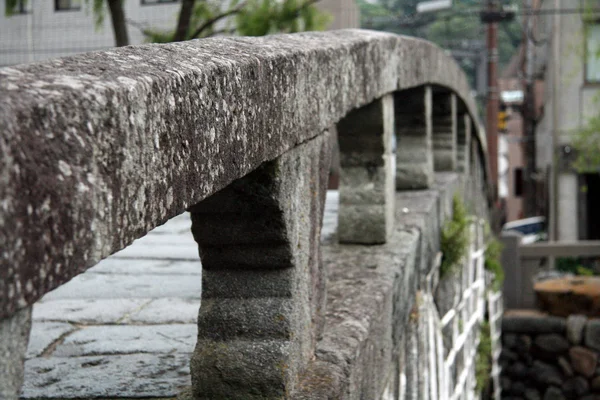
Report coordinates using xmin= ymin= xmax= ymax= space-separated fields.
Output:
xmin=55 ymin=0 xmax=81 ymax=11
xmin=514 ymin=168 xmax=523 ymax=197
xmin=586 ymin=23 xmax=600 ymax=83
xmin=141 ymin=0 xmax=178 ymax=4
xmin=5 ymin=0 xmax=29 ymax=16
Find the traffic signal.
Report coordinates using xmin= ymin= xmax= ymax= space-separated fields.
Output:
xmin=498 ymin=103 xmax=508 ymax=132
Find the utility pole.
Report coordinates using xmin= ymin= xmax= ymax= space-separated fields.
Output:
xmin=480 ymin=1 xmax=514 ymax=229
xmin=485 ymin=0 xmax=500 ymax=210
xmin=523 ymin=0 xmax=537 ymax=216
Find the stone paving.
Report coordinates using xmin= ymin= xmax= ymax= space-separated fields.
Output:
xmin=21 ymin=191 xmax=339 ymax=399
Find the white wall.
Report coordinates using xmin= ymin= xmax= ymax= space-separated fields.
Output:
xmin=0 ymin=0 xmax=180 ymax=67
xmin=558 ymin=173 xmax=578 ymax=241
xmin=1 ymin=0 xmax=360 ymax=68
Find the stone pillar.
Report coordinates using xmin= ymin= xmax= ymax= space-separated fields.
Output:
xmin=337 ymin=94 xmax=395 ymax=244
xmin=0 ymin=307 xmax=32 ymax=400
xmin=432 ymin=92 xmax=457 ymax=172
xmin=188 ymin=132 xmax=331 ymax=399
xmin=395 ymin=86 xmax=434 ymax=190
xmin=457 ymin=114 xmax=471 ymax=174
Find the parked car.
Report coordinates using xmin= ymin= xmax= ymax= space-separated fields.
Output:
xmin=501 ymin=216 xmax=547 ymax=244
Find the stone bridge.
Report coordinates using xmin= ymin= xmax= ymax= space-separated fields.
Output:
xmin=1 ymin=30 xmax=496 ymax=399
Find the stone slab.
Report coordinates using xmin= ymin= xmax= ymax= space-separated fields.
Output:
xmin=40 ymin=273 xmax=202 ymax=301
xmin=566 ymin=314 xmax=587 ymax=345
xmin=89 ymin=259 xmax=201 ymax=276
xmin=111 ymin=243 xmax=200 ymax=260
xmin=126 ymin=298 xmax=200 ymax=324
xmin=52 ymin=325 xmax=197 ymax=357
xmin=21 ymin=353 xmax=191 ymax=399
xmin=32 ymin=299 xmax=149 ymax=324
xmin=26 ymin=322 xmax=75 ymax=358
xmin=502 ymin=314 xmax=566 ymax=334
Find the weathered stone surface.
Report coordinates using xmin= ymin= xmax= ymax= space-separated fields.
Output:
xmin=432 ymin=92 xmax=457 ymax=172
xmin=585 ymin=319 xmax=600 ymax=351
xmin=507 ymin=362 xmax=529 ymax=380
xmin=395 ymin=86 xmax=434 ymax=190
xmin=126 ymin=298 xmax=199 ymax=324
xmin=26 ymin=322 xmax=75 ymax=358
xmin=52 ymin=325 xmax=197 ymax=357
xmin=562 ymin=376 xmax=589 ymax=398
xmin=504 ymin=333 xmax=518 ymax=348
xmin=531 ymin=361 xmax=563 ymax=386
xmin=338 ymin=95 xmax=395 ymax=244
xmin=32 ymin=298 xmax=148 ymax=324
xmin=569 ymin=346 xmax=598 ymax=377
xmin=40 ymin=271 xmax=202 ymax=301
xmin=557 ymin=356 xmax=574 ymax=377
xmin=503 ymin=314 xmax=566 ymax=334
xmin=0 ymin=308 xmax=31 ymax=400
xmin=21 ymin=353 xmax=191 ymax=399
xmin=543 ymin=387 xmax=566 ymax=400
xmin=190 ymin=133 xmax=332 ymax=398
xmin=525 ymin=388 xmax=542 ymax=400
xmin=0 ymin=30 xmax=486 ymax=319
xmin=517 ymin=334 xmax=533 ymax=354
xmin=567 ymin=314 xmax=588 ymax=345
xmin=534 ymin=334 xmax=570 ymax=358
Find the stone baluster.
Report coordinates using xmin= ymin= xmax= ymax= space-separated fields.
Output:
xmin=188 ymin=133 xmax=332 ymax=399
xmin=457 ymin=114 xmax=472 ymax=174
xmin=337 ymin=95 xmax=395 ymax=244
xmin=395 ymin=86 xmax=434 ymax=190
xmin=432 ymin=92 xmax=457 ymax=172
xmin=0 ymin=308 xmax=32 ymax=400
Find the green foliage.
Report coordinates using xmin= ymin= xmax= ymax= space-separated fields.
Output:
xmin=5 ymin=0 xmax=25 ymax=16
xmin=556 ymin=257 xmax=597 ymax=276
xmin=145 ymin=0 xmax=330 ymax=43
xmin=572 ymin=114 xmax=600 ymax=173
xmin=484 ymin=224 xmax=504 ymax=292
xmin=475 ymin=321 xmax=492 ymax=394
xmin=440 ymin=195 xmax=471 ymax=278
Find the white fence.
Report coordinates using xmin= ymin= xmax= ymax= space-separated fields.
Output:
xmin=404 ymin=219 xmax=503 ymax=400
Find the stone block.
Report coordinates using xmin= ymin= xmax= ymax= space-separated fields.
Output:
xmin=191 ymin=339 xmax=295 ymax=399
xmin=534 ymin=334 xmax=570 ymax=359
xmin=0 ymin=308 xmax=32 ymax=400
xmin=502 ymin=314 xmax=566 ymax=334
xmin=561 ymin=376 xmax=589 ymax=398
xmin=569 ymin=346 xmax=598 ymax=377
xmin=567 ymin=314 xmax=587 ymax=345
xmin=531 ymin=361 xmax=563 ymax=387
xmin=543 ymin=386 xmax=566 ymax=400
xmin=557 ymin=356 xmax=574 ymax=377
xmin=585 ymin=319 xmax=600 ymax=351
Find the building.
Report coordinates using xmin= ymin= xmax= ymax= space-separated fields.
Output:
xmin=535 ymin=0 xmax=600 ymax=241
xmin=0 ymin=0 xmax=359 ymax=67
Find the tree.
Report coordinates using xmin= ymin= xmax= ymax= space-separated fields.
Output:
xmin=98 ymin=0 xmax=328 ymax=46
xmin=142 ymin=0 xmax=330 ymax=43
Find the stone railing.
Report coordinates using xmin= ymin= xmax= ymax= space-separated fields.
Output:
xmin=501 ymin=236 xmax=600 ymax=309
xmin=0 ymin=30 xmax=492 ymax=399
